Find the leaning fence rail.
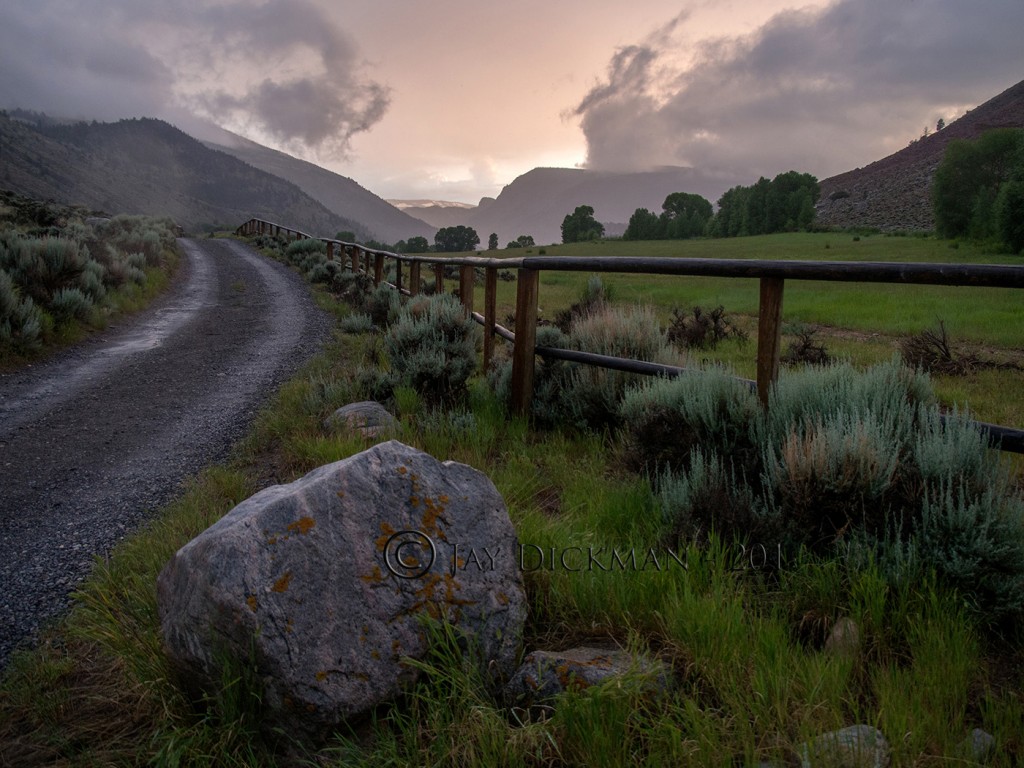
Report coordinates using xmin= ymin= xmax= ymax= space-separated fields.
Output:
xmin=236 ymin=217 xmax=1024 ymax=454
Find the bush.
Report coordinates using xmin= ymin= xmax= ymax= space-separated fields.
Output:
xmin=665 ymin=305 xmax=746 ymax=351
xmin=639 ymin=358 xmax=1024 ymax=623
xmin=554 ymin=275 xmax=614 ymax=333
xmin=0 ymin=269 xmax=42 ymax=352
xmin=385 ymin=293 xmax=479 ymax=406
xmin=620 ymin=367 xmax=759 ymax=477
xmin=50 ymin=286 xmax=94 ymax=322
xmin=781 ymin=324 xmax=830 ymax=366
xmin=339 ymin=313 xmax=374 ymax=334
xmin=561 ymin=304 xmax=676 ymax=431
xmin=364 ymin=283 xmax=401 ymax=328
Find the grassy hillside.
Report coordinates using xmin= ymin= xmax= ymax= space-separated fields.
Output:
xmin=0 ymin=113 xmax=365 ymax=236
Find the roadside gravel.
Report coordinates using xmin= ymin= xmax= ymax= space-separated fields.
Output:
xmin=0 ymin=237 xmax=332 ymax=669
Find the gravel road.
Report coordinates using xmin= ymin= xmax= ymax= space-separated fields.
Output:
xmin=0 ymin=238 xmax=332 ymax=669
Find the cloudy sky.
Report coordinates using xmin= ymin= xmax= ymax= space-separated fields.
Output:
xmin=2 ymin=0 xmax=1023 ymax=203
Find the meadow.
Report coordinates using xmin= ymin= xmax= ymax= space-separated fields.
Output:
xmin=2 ymin=229 xmax=1023 ymax=766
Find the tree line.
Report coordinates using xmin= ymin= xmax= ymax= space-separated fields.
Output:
xmin=932 ymin=128 xmax=1024 ymax=254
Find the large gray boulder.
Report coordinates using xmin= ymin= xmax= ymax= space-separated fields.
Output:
xmin=157 ymin=440 xmax=526 ymax=738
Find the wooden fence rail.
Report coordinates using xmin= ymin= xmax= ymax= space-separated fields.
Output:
xmin=235 ymin=217 xmax=1024 ymax=453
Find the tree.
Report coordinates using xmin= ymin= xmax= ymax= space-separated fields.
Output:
xmin=404 ymin=236 xmax=430 ymax=253
xmin=434 ymin=225 xmax=480 ymax=253
xmin=561 ymin=205 xmax=605 ymax=243
xmin=624 ymin=208 xmax=662 ymax=240
xmin=487 ymin=232 xmax=499 ymax=250
xmin=933 ymin=128 xmax=1024 ymax=241
xmin=335 ymin=230 xmax=356 ymax=242
xmin=660 ymin=192 xmax=712 ymax=238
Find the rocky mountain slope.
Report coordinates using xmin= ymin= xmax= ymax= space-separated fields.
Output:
xmin=196 ymin=125 xmax=435 ymax=243
xmin=817 ymin=78 xmax=1024 ymax=232
xmin=0 ymin=114 xmax=363 ymax=236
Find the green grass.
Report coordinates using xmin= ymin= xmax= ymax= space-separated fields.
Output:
xmin=3 ymin=236 xmax=1024 ymax=765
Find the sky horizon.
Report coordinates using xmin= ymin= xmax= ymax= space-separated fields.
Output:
xmin=2 ymin=1 xmax=1023 ymax=205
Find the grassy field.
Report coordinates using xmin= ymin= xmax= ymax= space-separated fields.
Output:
xmin=2 ymin=231 xmax=1023 ymax=766
xmin=466 ymin=232 xmax=1024 ymax=435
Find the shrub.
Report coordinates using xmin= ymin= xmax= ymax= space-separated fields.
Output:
xmin=781 ymin=324 xmax=830 ymax=366
xmin=0 ymin=269 xmax=43 ymax=352
xmin=561 ymin=304 xmax=676 ymax=431
xmin=364 ymin=283 xmax=401 ymax=328
xmin=665 ymin=305 xmax=747 ymax=351
xmin=340 ymin=313 xmax=374 ymax=334
xmin=658 ymin=448 xmax=766 ymax=547
xmin=385 ymin=293 xmax=479 ymax=406
xmin=620 ymin=367 xmax=759 ymax=477
xmin=50 ymin=286 xmax=94 ymax=322
xmin=553 ymin=275 xmax=614 ymax=333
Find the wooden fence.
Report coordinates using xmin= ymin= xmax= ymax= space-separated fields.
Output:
xmin=235 ymin=217 xmax=1024 ymax=453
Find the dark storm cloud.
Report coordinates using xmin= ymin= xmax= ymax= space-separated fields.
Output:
xmin=0 ymin=0 xmax=389 ymax=157
xmin=574 ymin=0 xmax=1024 ymax=181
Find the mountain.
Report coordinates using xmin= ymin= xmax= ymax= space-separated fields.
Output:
xmin=414 ymin=166 xmax=736 ymax=246
xmin=816 ymin=78 xmax=1024 ymax=232
xmin=195 ymin=125 xmax=435 ymax=243
xmin=389 ymin=200 xmax=477 ymax=230
xmin=0 ymin=113 xmax=364 ymax=236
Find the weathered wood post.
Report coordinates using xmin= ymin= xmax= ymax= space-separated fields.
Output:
xmin=363 ymin=249 xmax=371 ymax=274
xmin=374 ymin=253 xmax=384 ymax=285
xmin=395 ymin=259 xmax=403 ymax=293
xmin=326 ymin=241 xmax=335 ymax=261
xmin=459 ymin=265 xmax=475 ymax=316
xmin=434 ymin=264 xmax=445 ymax=293
xmin=349 ymin=246 xmax=358 ymax=273
xmin=410 ymin=261 xmax=421 ymax=295
xmin=756 ymin=277 xmax=785 ymax=407
xmin=483 ymin=267 xmax=497 ymax=372
xmin=510 ymin=268 xmax=540 ymax=416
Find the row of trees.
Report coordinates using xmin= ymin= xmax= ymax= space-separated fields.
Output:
xmin=933 ymin=128 xmax=1024 ymax=253
xmin=622 ymin=172 xmax=819 ymax=241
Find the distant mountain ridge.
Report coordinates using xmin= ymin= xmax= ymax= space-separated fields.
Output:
xmin=0 ymin=114 xmax=364 ymax=236
xmin=817 ymin=78 xmax=1024 ymax=231
xmin=407 ymin=166 xmax=738 ymax=246
xmin=197 ymin=126 xmax=435 ymax=243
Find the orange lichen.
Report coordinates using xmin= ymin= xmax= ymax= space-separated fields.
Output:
xmin=272 ymin=572 xmax=293 ymax=593
xmin=287 ymin=516 xmax=316 ymax=535
xmin=246 ymin=595 xmax=258 ymax=612
xmin=361 ymin=565 xmax=384 ymax=584
xmin=375 ymin=521 xmax=397 ymax=551
xmin=398 ymin=466 xmax=407 ymax=475
xmin=266 ymin=536 xmax=278 ymax=545
xmin=316 ymin=671 xmax=328 ymax=682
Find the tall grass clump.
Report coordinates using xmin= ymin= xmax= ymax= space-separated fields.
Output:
xmin=385 ymin=293 xmax=480 ymax=406
xmin=0 ymin=268 xmax=43 ymax=352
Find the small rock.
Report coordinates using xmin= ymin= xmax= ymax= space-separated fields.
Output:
xmin=799 ymin=724 xmax=890 ymax=768
xmin=824 ymin=617 xmax=861 ymax=658
xmin=324 ymin=400 xmax=398 ymax=437
xmin=960 ymin=728 xmax=995 ymax=763
xmin=504 ymin=646 xmax=671 ymax=706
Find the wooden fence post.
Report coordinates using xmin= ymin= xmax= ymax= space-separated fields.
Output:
xmin=511 ymin=268 xmax=540 ymax=416
xmin=374 ymin=253 xmax=384 ymax=285
xmin=459 ymin=265 xmax=475 ymax=316
xmin=349 ymin=247 xmax=358 ymax=272
xmin=434 ymin=264 xmax=445 ymax=293
xmin=395 ymin=259 xmax=403 ymax=292
xmin=410 ymin=261 xmax=421 ymax=295
xmin=327 ymin=241 xmax=334 ymax=261
xmin=483 ymin=267 xmax=497 ymax=372
xmin=756 ymin=277 xmax=785 ymax=406
xmin=364 ymin=250 xmax=371 ymax=274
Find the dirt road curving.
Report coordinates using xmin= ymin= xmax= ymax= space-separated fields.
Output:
xmin=0 ymin=238 xmax=331 ymax=668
